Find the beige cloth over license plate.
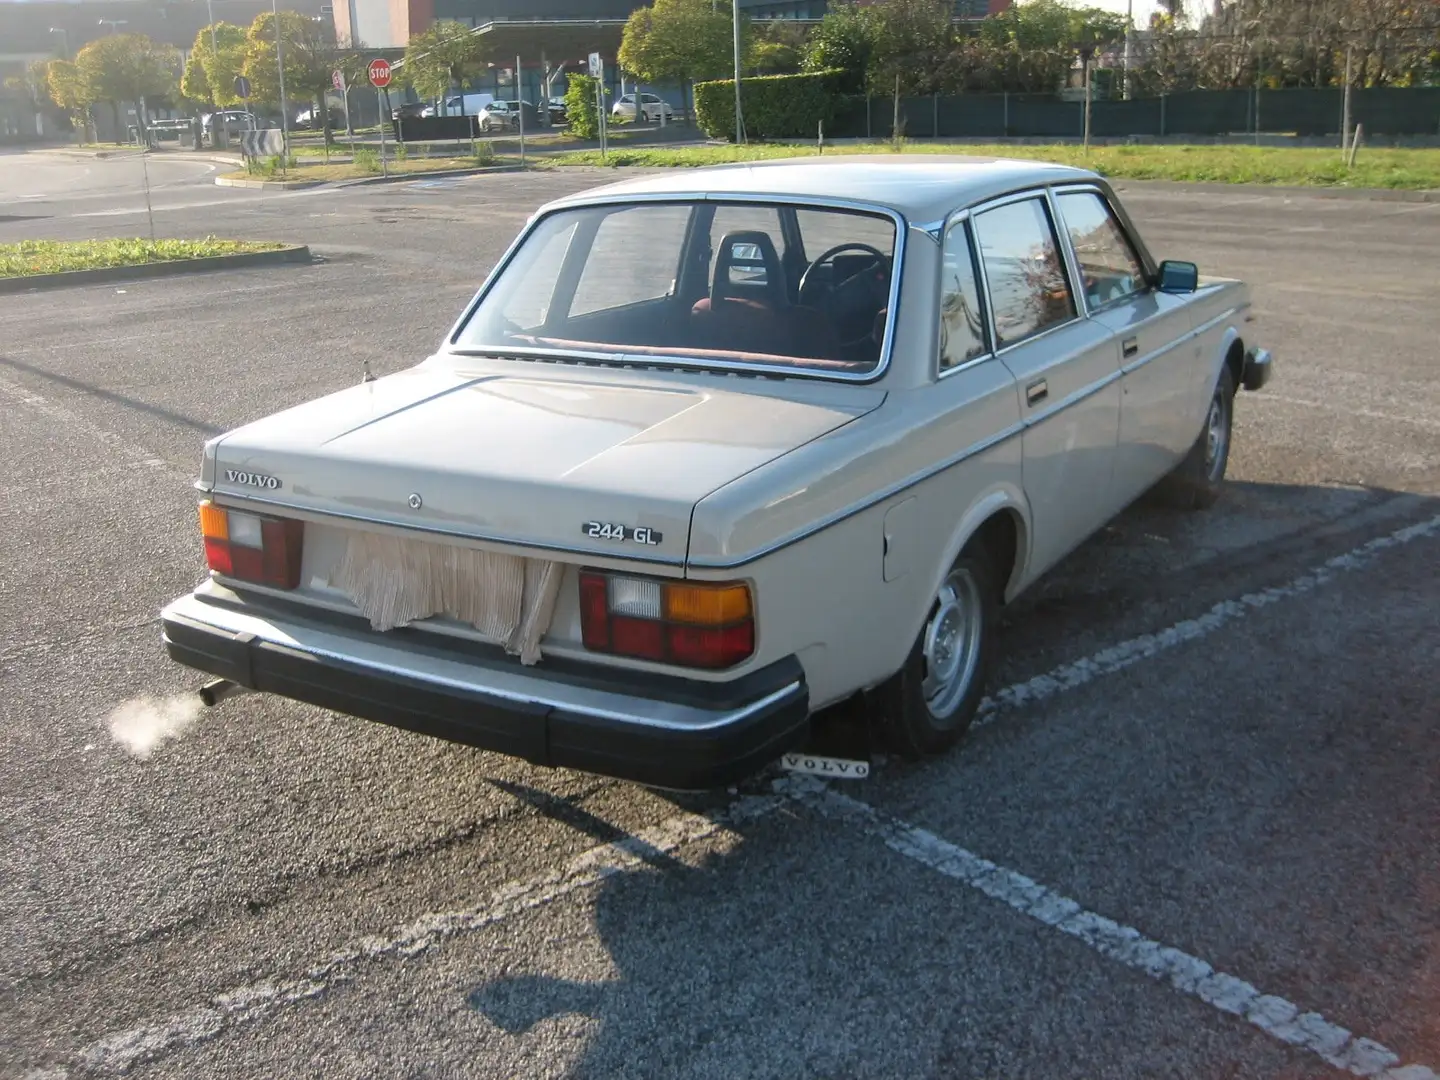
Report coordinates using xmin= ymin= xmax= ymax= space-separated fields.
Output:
xmin=328 ymin=529 xmax=563 ymax=666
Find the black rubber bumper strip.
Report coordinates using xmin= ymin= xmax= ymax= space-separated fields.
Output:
xmin=162 ymin=607 xmax=811 ymax=791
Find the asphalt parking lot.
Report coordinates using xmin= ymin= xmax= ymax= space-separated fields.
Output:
xmin=2 ymin=158 xmax=1439 ymax=1080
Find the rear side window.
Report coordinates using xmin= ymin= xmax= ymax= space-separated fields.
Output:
xmin=973 ymin=197 xmax=1076 ymax=348
xmin=939 ymin=218 xmax=988 ymax=370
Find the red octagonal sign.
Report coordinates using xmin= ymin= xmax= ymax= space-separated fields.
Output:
xmin=367 ymin=58 xmax=392 ymax=88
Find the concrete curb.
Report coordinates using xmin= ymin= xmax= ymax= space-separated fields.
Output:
xmin=210 ymin=164 xmax=524 ymax=190
xmin=27 ymin=146 xmax=147 ymax=160
xmin=0 ymin=244 xmax=312 ymax=295
xmin=215 ymin=175 xmax=326 ymax=190
xmin=339 ymin=164 xmax=525 ymax=186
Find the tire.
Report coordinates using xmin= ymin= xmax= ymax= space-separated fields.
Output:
xmin=868 ymin=546 xmax=999 ymax=760
xmin=1158 ymin=363 xmax=1236 ymax=511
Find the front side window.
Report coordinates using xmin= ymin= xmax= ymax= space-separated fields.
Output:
xmin=939 ymin=217 xmax=988 ymax=370
xmin=1055 ymin=190 xmax=1146 ymax=309
xmin=452 ymin=200 xmax=899 ymax=376
xmin=973 ymin=197 xmax=1076 ymax=348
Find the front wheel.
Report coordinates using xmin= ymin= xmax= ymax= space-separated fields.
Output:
xmin=1158 ymin=364 xmax=1236 ymax=510
xmin=869 ymin=548 xmax=999 ymax=760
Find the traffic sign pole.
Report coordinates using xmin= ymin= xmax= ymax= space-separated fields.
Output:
xmin=368 ymin=59 xmax=392 ymax=178
xmin=516 ymin=53 xmax=525 ymax=167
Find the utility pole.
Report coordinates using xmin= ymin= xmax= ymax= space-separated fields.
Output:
xmin=1122 ymin=0 xmax=1133 ymax=100
xmin=732 ymin=0 xmax=744 ymax=144
xmin=272 ymin=0 xmax=289 ymax=164
xmin=204 ymin=0 xmax=227 ymax=148
xmin=1341 ymin=46 xmax=1353 ymax=155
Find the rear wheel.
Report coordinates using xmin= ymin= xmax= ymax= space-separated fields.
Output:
xmin=869 ymin=547 xmax=998 ymax=760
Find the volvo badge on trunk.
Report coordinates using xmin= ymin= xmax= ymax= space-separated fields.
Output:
xmin=225 ymin=469 xmax=281 ymax=490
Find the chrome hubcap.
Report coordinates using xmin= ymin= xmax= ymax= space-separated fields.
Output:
xmin=1205 ymin=388 xmax=1229 ymax=479
xmin=921 ymin=569 xmax=983 ymax=721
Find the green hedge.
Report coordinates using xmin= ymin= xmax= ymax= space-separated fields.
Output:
xmin=694 ymin=70 xmax=856 ymax=142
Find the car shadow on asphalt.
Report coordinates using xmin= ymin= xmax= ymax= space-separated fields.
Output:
xmin=0 ymin=352 xmax=224 ymax=436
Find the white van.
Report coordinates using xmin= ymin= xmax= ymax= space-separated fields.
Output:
xmin=438 ymin=92 xmax=494 ymax=116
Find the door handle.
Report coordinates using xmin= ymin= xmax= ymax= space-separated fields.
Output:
xmin=1026 ymin=379 xmax=1048 ymax=406
xmin=1122 ymin=336 xmax=1139 ymax=358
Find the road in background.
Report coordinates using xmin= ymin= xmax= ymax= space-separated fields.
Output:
xmin=2 ymin=167 xmax=1438 ymax=1079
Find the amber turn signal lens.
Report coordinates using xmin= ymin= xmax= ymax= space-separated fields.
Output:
xmin=663 ymin=582 xmax=752 ymax=625
xmin=199 ymin=500 xmax=228 ymax=540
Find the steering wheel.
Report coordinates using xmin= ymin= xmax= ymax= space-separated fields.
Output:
xmin=798 ymin=242 xmax=890 ymax=306
xmin=797 ymin=243 xmax=891 ymax=348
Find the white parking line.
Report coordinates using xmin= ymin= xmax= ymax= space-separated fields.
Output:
xmin=20 ymin=512 xmax=1440 ymax=1076
xmin=804 ymin=786 xmax=1438 ymax=1080
xmin=23 ymin=789 xmax=791 ymax=1077
xmin=977 ymin=511 xmax=1440 ymax=723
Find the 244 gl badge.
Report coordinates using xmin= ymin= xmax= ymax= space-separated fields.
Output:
xmin=583 ymin=522 xmax=663 ymax=545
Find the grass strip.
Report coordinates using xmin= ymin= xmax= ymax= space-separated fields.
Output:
xmin=0 ymin=238 xmax=285 ymax=278
xmin=550 ymin=142 xmax=1440 ymax=190
xmin=217 ymin=155 xmax=512 ymax=182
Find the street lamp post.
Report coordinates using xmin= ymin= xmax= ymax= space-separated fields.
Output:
xmin=98 ymin=18 xmax=128 ymax=34
xmin=48 ymin=27 xmax=69 ymax=58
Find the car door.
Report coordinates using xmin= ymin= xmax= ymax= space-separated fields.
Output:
xmin=972 ymin=191 xmax=1123 ymax=580
xmin=1051 ymin=186 xmax=1200 ymax=500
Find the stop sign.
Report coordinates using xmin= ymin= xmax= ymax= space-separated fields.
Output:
xmin=367 ymin=58 xmax=392 ymax=88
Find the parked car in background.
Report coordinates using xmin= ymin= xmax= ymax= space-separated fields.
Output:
xmin=438 ymin=92 xmax=494 ymax=117
xmin=202 ymin=110 xmax=267 ymax=142
xmin=161 ymin=156 xmax=1271 ymax=792
xmin=392 ymin=100 xmax=430 ymax=121
xmin=477 ymin=100 xmax=538 ymax=132
xmin=548 ymin=96 xmax=568 ymax=125
xmin=294 ymin=105 xmax=346 ymax=130
xmin=612 ymin=92 xmax=673 ymax=123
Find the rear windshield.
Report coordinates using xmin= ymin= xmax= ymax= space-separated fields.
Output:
xmin=451 ymin=200 xmax=900 ymax=377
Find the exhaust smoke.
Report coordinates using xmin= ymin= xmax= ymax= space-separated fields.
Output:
xmin=107 ymin=695 xmax=204 ymax=759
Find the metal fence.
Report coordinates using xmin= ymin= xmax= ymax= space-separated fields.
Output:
xmin=833 ymin=87 xmax=1440 ymax=141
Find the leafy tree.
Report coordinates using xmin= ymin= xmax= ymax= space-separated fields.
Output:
xmin=244 ymin=12 xmax=362 ymax=140
xmin=45 ymin=59 xmax=99 ymax=139
xmin=402 ymin=20 xmax=489 ymax=108
xmin=75 ymin=33 xmax=179 ymax=141
xmin=802 ymin=1 xmax=879 ymax=91
xmin=181 ymin=23 xmax=248 ymax=108
xmin=869 ymin=0 xmax=955 ymax=96
xmin=748 ymin=21 xmax=808 ymax=75
xmin=619 ymin=0 xmax=744 ymax=124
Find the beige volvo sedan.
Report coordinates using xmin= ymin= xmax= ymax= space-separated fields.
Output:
xmin=161 ymin=156 xmax=1272 ymax=790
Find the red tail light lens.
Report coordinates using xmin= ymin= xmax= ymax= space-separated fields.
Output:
xmin=198 ymin=500 xmax=304 ymax=589
xmin=577 ymin=571 xmax=754 ymax=670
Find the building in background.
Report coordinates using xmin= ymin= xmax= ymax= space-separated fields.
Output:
xmin=333 ymin=0 xmax=1011 ymax=53
xmin=0 ymin=0 xmax=329 ymax=141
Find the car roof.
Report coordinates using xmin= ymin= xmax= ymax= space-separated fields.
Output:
xmin=546 ymin=155 xmax=1101 ymax=223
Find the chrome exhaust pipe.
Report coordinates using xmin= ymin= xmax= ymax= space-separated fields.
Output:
xmin=199 ymin=678 xmax=248 ymax=707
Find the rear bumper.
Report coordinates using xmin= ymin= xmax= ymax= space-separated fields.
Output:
xmin=161 ymin=587 xmax=810 ymax=791
xmin=1242 ymin=346 xmax=1272 ymax=391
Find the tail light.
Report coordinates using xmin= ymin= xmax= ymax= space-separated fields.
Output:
xmin=578 ymin=571 xmax=754 ymax=670
xmin=199 ymin=499 xmax=304 ymax=589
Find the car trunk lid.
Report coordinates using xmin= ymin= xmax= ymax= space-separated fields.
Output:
xmin=204 ymin=367 xmax=878 ymax=565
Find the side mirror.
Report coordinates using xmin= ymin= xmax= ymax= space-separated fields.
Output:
xmin=1157 ymin=259 xmax=1199 ymax=293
